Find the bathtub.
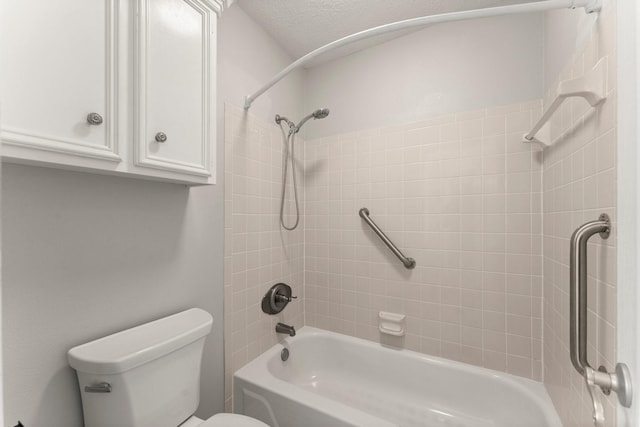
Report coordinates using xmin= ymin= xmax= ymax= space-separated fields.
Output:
xmin=233 ymin=327 xmax=562 ymax=427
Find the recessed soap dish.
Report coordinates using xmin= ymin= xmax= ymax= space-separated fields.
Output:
xmin=379 ymin=311 xmax=405 ymax=336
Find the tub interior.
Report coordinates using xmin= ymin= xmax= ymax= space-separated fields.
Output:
xmin=236 ymin=328 xmax=561 ymax=427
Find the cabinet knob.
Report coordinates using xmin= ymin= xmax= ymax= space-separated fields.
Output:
xmin=86 ymin=113 xmax=103 ymax=125
xmin=155 ymin=132 xmax=167 ymax=143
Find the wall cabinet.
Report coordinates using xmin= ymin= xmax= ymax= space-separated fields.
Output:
xmin=0 ymin=0 xmax=222 ymax=185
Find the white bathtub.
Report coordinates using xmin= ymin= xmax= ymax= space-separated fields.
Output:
xmin=233 ymin=327 xmax=561 ymax=427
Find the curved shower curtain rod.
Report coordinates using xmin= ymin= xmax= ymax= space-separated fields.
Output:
xmin=243 ymin=0 xmax=602 ymax=110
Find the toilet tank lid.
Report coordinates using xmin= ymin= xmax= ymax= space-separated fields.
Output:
xmin=68 ymin=308 xmax=213 ymax=375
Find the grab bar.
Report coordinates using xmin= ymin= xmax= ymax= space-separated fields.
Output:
xmin=569 ymin=213 xmax=632 ymax=425
xmin=359 ymin=208 xmax=416 ymax=270
xmin=570 ymin=213 xmax=610 ymax=375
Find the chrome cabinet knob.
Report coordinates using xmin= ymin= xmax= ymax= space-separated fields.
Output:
xmin=86 ymin=113 xmax=103 ymax=125
xmin=155 ymin=132 xmax=167 ymax=143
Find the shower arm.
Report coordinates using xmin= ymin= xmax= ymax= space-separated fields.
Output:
xmin=243 ymin=0 xmax=601 ymax=110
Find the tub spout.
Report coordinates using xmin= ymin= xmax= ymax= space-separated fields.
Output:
xmin=276 ymin=322 xmax=296 ymax=337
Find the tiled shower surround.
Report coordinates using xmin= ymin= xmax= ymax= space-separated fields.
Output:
xmin=224 ymin=10 xmax=617 ymax=424
xmin=542 ymin=4 xmax=618 ymax=426
xmin=223 ymin=108 xmax=305 ymax=410
xmin=223 ymin=101 xmax=546 ymax=406
xmin=304 ymin=101 xmax=544 ymax=379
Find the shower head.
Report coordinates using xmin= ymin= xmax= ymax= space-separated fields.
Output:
xmin=295 ymin=108 xmax=330 ymax=132
xmin=312 ymin=108 xmax=330 ymax=119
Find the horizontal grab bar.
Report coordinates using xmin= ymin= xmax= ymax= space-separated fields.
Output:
xmin=359 ymin=208 xmax=416 ymax=270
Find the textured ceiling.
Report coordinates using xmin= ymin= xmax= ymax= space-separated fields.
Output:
xmin=236 ymin=0 xmax=543 ymax=66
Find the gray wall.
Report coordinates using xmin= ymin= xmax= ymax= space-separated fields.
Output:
xmin=303 ymin=13 xmax=544 ymax=139
xmin=219 ymin=5 xmax=304 ymax=123
xmin=543 ymin=5 xmax=599 ymax=91
xmin=2 ymin=165 xmax=224 ymax=426
xmin=1 ymin=4 xmax=303 ymax=427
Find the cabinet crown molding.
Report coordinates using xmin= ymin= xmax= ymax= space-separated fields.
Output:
xmin=203 ymin=0 xmax=226 ymax=15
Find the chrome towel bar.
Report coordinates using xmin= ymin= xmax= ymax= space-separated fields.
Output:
xmin=568 ymin=213 xmax=632 ymax=426
xmin=359 ymin=208 xmax=416 ymax=270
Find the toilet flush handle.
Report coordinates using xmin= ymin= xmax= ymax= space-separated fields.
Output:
xmin=84 ymin=382 xmax=112 ymax=393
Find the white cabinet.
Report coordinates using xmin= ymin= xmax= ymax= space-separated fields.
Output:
xmin=134 ymin=0 xmax=216 ymax=179
xmin=0 ymin=0 xmax=222 ymax=185
xmin=0 ymin=0 xmax=120 ymax=163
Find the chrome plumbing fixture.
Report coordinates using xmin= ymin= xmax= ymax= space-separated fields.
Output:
xmin=275 ymin=323 xmax=296 ymax=337
xmin=275 ymin=114 xmax=294 ymax=128
xmin=261 ymin=283 xmax=297 ymax=315
xmin=276 ymin=108 xmax=330 ymax=230
xmin=293 ymin=108 xmax=330 ymax=134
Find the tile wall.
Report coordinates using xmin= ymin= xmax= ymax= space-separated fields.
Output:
xmin=304 ymin=100 xmax=545 ymax=380
xmin=223 ymin=104 xmax=305 ymax=410
xmin=541 ymin=3 xmax=618 ymax=426
xmin=223 ymin=7 xmax=618 ymax=425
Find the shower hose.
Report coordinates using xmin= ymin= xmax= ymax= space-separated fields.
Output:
xmin=278 ymin=122 xmax=300 ymax=230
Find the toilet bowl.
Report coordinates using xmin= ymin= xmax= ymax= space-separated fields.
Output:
xmin=68 ymin=308 xmax=267 ymax=427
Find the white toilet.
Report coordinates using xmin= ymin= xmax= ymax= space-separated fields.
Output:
xmin=68 ymin=308 xmax=267 ymax=427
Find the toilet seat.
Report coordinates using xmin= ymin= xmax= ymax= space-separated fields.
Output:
xmin=201 ymin=413 xmax=269 ymax=427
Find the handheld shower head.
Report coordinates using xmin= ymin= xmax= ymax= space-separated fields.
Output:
xmin=295 ymin=108 xmax=330 ymax=132
xmin=312 ymin=108 xmax=330 ymax=119
xmin=276 ymin=107 xmax=330 ymax=231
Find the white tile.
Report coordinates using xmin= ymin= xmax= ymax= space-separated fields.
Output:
xmin=227 ymin=79 xmax=616 ymax=426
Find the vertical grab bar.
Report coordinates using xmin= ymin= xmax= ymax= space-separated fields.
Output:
xmin=569 ymin=213 xmax=611 ymax=375
xmin=568 ymin=213 xmax=632 ymax=426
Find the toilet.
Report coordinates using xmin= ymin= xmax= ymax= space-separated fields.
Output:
xmin=68 ymin=308 xmax=267 ymax=427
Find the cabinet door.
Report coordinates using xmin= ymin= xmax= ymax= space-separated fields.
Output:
xmin=0 ymin=0 xmax=120 ymax=163
xmin=134 ymin=0 xmax=215 ymax=179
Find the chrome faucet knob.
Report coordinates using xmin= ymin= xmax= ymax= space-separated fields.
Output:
xmin=262 ymin=283 xmax=296 ymax=315
xmin=275 ymin=293 xmax=297 ymax=303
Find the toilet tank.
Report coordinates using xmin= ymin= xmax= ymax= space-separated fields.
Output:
xmin=68 ymin=308 xmax=213 ymax=427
